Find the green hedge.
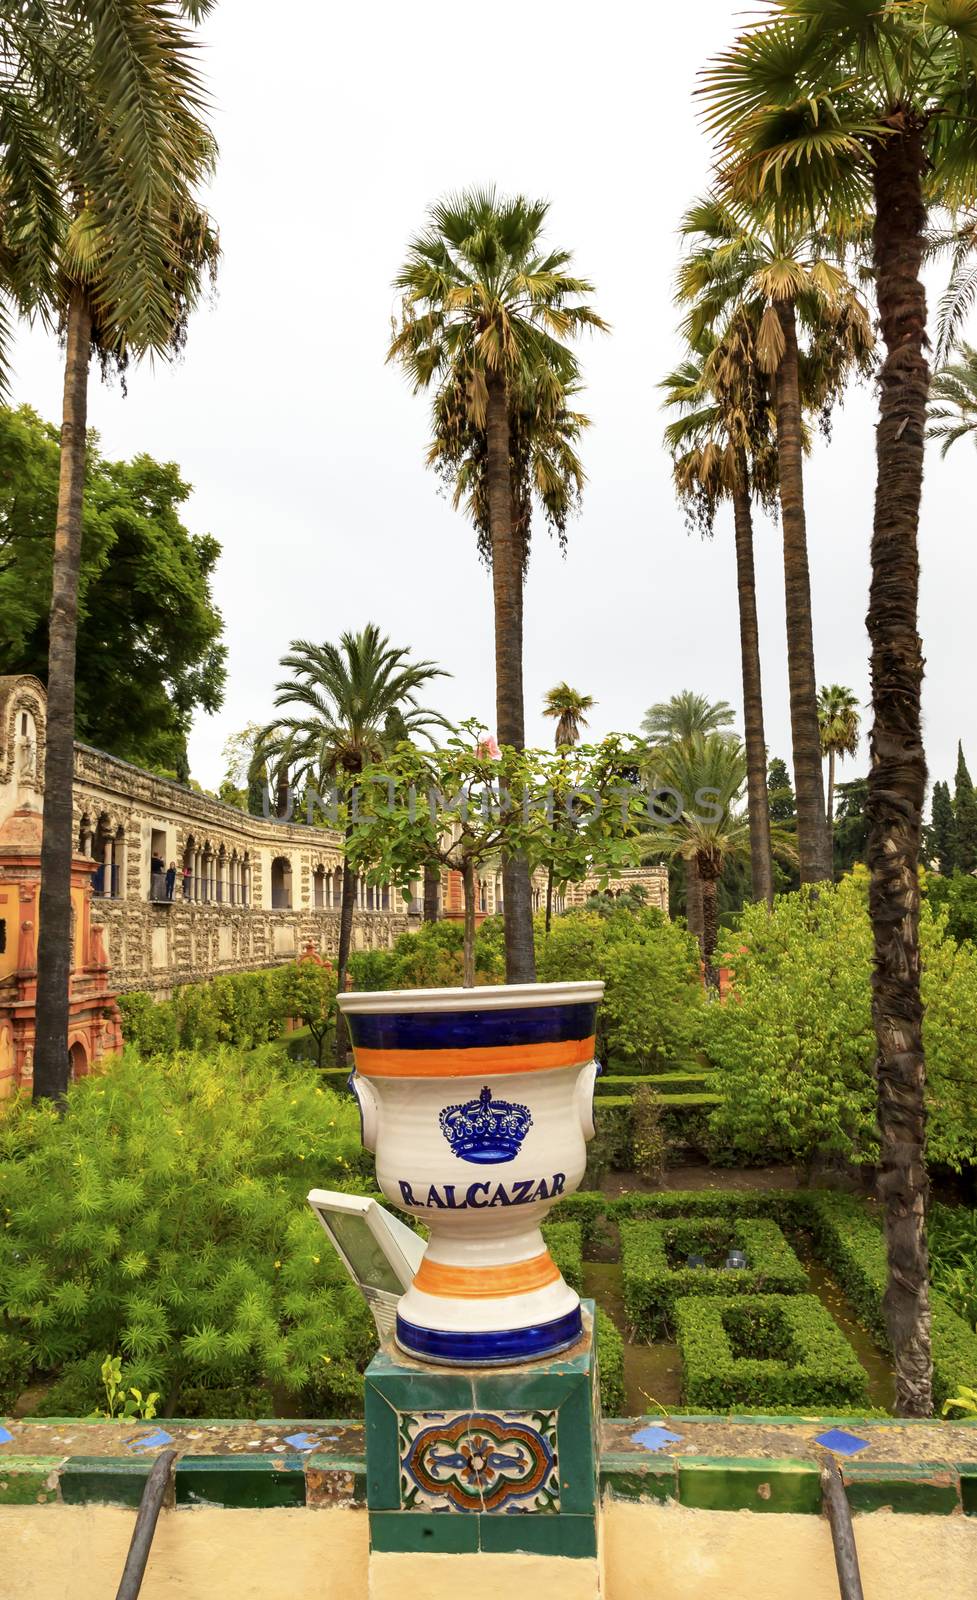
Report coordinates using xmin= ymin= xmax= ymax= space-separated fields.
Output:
xmin=595 ymin=1307 xmax=625 ymax=1416
xmin=804 ymin=1192 xmax=977 ymax=1408
xmin=541 ymin=1221 xmax=584 ymax=1294
xmin=592 ymin=1094 xmax=724 ymax=1168
xmin=675 ymin=1293 xmax=871 ymax=1412
xmin=621 ymin=1217 xmax=808 ymax=1337
xmin=594 ymin=1072 xmax=715 ymax=1098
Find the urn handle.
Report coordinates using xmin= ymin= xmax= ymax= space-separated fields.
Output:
xmin=575 ymin=1059 xmax=601 ymax=1143
xmin=349 ymin=1071 xmax=379 ymax=1152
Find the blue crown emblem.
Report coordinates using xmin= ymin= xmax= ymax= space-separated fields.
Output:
xmin=439 ymin=1085 xmax=533 ymax=1165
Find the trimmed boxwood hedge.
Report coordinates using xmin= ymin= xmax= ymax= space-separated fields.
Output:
xmin=803 ymin=1191 xmax=977 ymax=1408
xmin=595 ymin=1307 xmax=626 ymax=1416
xmin=620 ymin=1217 xmax=808 ymax=1336
xmin=541 ymin=1220 xmax=584 ymax=1294
xmin=675 ymin=1293 xmax=871 ymax=1412
xmin=594 ymin=1094 xmax=724 ymax=1166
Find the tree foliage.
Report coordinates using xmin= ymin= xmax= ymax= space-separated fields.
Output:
xmin=705 ymin=872 xmax=977 ymax=1171
xmin=0 ymin=405 xmax=225 ymax=769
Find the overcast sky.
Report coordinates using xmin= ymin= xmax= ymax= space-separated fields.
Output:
xmin=10 ymin=0 xmax=977 ymax=798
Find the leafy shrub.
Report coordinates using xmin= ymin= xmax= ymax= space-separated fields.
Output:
xmin=595 ymin=1307 xmax=625 ymax=1416
xmin=536 ymin=908 xmax=705 ymax=1068
xmin=929 ymin=1205 xmax=977 ymax=1327
xmin=541 ymin=1221 xmax=583 ymax=1293
xmin=632 ymin=1085 xmax=666 ymax=1184
xmin=594 ymin=1071 xmax=714 ymax=1097
xmin=0 ymin=1331 xmax=30 ymax=1414
xmin=705 ymin=871 xmax=977 ymax=1170
xmin=925 ymin=871 xmax=977 ymax=947
xmin=621 ymin=1218 xmax=808 ymax=1337
xmin=0 ymin=1048 xmax=376 ymax=1416
xmin=347 ymin=919 xmax=507 ymax=994
xmin=674 ymin=1293 xmax=870 ymax=1412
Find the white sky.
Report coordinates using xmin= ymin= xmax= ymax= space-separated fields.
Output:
xmin=10 ymin=0 xmax=977 ymax=797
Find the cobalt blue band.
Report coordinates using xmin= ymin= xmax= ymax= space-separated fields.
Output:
xmin=395 ymin=1307 xmax=583 ymax=1366
xmin=348 ymin=1002 xmax=597 ymax=1052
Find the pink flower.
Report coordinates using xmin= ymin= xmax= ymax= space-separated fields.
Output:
xmin=477 ymin=735 xmax=501 ymax=759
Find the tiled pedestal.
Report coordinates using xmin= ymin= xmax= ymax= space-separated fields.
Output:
xmin=364 ymin=1300 xmax=602 ymax=1597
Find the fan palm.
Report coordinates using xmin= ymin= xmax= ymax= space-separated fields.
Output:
xmin=662 ymin=322 xmax=776 ymax=907
xmin=818 ymin=684 xmax=861 ymax=854
xmin=541 ymin=683 xmax=595 ymax=931
xmin=677 ymin=194 xmax=873 ymax=886
xmin=264 ymin=625 xmax=449 ymax=1063
xmin=389 ymin=188 xmax=607 ymax=982
xmin=23 ymin=7 xmax=219 ymax=1104
xmin=640 ymin=692 xmax=736 ymax=949
xmin=928 ymin=344 xmax=977 ymax=458
xmin=700 ymin=0 xmax=977 ymax=1420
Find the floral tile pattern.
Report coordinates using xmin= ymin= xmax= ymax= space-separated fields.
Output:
xmin=398 ymin=1408 xmax=559 ymax=1513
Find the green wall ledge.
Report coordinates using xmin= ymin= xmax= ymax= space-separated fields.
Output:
xmin=1 ymin=1415 xmax=975 ymax=1515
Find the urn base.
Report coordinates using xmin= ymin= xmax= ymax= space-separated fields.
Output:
xmin=395 ymin=1303 xmax=583 ymax=1366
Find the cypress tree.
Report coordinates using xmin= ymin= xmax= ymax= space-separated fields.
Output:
xmin=954 ymin=744 xmax=977 ymax=875
xmin=928 ymin=780 xmax=957 ymax=874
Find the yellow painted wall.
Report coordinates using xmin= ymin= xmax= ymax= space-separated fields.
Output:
xmin=2 ymin=1499 xmax=976 ymax=1600
xmin=0 ymin=886 xmax=17 ymax=980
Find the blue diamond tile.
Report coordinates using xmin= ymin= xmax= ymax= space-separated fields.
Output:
xmin=814 ymin=1429 xmax=870 ymax=1457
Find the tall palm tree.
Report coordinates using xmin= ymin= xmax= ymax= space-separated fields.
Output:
xmin=637 ymin=733 xmax=795 ymax=986
xmin=640 ymin=691 xmax=736 ymax=949
xmin=701 ymin=0 xmax=977 ymax=1420
xmin=818 ymin=684 xmax=861 ymax=856
xmin=677 ymin=195 xmax=873 ymax=886
xmin=263 ymin=626 xmax=449 ymax=1064
xmin=928 ymin=343 xmax=977 ymax=458
xmin=541 ymin=683 xmax=595 ymax=931
xmin=662 ymin=322 xmax=776 ymax=907
xmin=22 ymin=6 xmax=219 ymax=1104
xmin=389 ymin=188 xmax=607 ymax=982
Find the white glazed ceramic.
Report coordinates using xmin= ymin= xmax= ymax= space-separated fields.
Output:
xmin=339 ymin=980 xmax=603 ymax=1365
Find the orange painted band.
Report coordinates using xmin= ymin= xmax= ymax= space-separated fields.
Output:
xmin=351 ymin=1035 xmax=596 ymax=1078
xmin=413 ymin=1251 xmax=561 ymax=1299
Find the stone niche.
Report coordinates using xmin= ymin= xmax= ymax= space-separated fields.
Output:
xmin=273 ymin=923 xmax=297 ymax=958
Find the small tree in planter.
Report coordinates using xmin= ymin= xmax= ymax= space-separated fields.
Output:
xmin=275 ymin=950 xmax=337 ymax=1067
xmin=346 ymin=724 xmax=646 ymax=986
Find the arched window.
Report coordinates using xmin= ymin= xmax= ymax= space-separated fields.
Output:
xmin=313 ymin=865 xmax=326 ymax=909
xmin=271 ymin=856 xmax=292 ymax=909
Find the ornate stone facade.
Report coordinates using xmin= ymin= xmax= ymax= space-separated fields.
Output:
xmin=0 ymin=677 xmax=417 ymax=1004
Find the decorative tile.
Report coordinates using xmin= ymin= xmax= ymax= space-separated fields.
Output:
xmin=399 ymin=1409 xmax=559 ymax=1513
xmin=814 ymin=1428 xmax=870 ymax=1457
xmin=630 ymin=1425 xmax=683 ymax=1453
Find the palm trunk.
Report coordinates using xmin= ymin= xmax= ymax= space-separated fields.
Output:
xmin=773 ymin=300 xmax=832 ymax=884
xmin=461 ymin=856 xmax=477 ymax=987
xmin=423 ymin=862 xmax=440 ymax=922
xmin=685 ymin=857 xmax=704 ymax=955
xmin=34 ymin=287 xmax=92 ymax=1103
xmin=486 ymin=371 xmax=535 ymax=982
xmin=732 ymin=461 xmax=774 ymax=906
xmin=868 ymin=126 xmax=932 ymax=1418
xmin=826 ymin=749 xmax=837 ymax=875
xmin=334 ymin=822 xmax=358 ymax=1066
xmin=545 ymin=863 xmax=554 ymax=933
xmin=698 ymin=863 xmax=720 ymax=990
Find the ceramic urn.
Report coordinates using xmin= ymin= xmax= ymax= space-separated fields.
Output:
xmin=338 ymin=980 xmax=603 ymax=1365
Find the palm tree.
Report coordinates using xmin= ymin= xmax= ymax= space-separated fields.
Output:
xmin=637 ymin=733 xmax=795 ymax=986
xmin=389 ymin=188 xmax=607 ymax=982
xmin=22 ymin=7 xmax=219 ymax=1104
xmin=542 ymin=683 xmax=594 ymax=749
xmin=928 ymin=344 xmax=977 ymax=458
xmin=640 ymin=692 xmax=736 ymax=950
xmin=264 ymin=626 xmax=449 ymax=1064
xmin=541 ymin=683 xmax=595 ymax=931
xmin=818 ymin=684 xmax=861 ymax=858
xmin=641 ymin=691 xmax=735 ymax=746
xmin=662 ymin=322 xmax=776 ymax=907
xmin=677 ymin=195 xmax=873 ymax=886
xmin=701 ymin=0 xmax=977 ymax=1420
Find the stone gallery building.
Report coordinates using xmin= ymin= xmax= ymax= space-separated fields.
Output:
xmin=0 ymin=675 xmax=667 ymax=1091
